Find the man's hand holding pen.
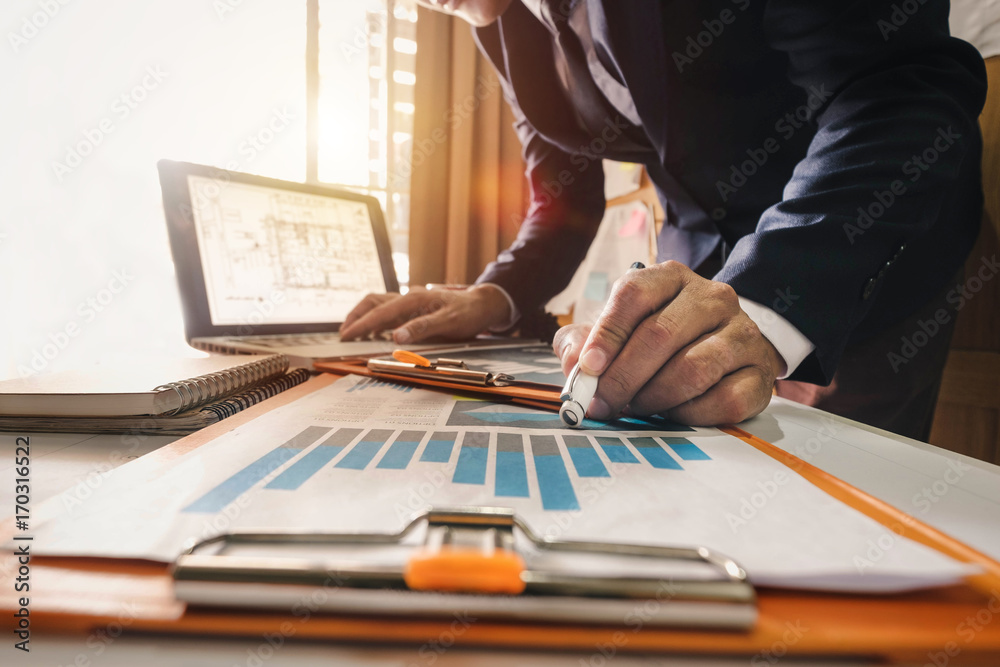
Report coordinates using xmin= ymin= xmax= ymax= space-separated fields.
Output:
xmin=344 ymin=260 xmax=785 ymax=427
xmin=554 ymin=261 xmax=785 ymax=426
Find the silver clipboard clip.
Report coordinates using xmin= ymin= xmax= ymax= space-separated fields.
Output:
xmin=366 ymin=352 xmax=515 ymax=387
xmin=172 ymin=507 xmax=757 ymax=629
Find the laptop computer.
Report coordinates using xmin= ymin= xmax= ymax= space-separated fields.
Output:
xmin=158 ymin=160 xmax=525 ymax=365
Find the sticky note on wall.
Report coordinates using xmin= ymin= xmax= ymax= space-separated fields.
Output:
xmin=618 ymin=206 xmax=647 ymax=238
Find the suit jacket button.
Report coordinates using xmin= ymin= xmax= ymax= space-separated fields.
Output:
xmin=862 ymin=278 xmax=876 ymax=299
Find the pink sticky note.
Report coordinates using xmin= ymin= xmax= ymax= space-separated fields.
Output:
xmin=619 ymin=207 xmax=647 ymax=238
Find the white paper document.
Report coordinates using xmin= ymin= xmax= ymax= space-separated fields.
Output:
xmin=28 ymin=377 xmax=975 ymax=593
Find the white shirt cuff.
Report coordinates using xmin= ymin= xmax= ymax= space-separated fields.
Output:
xmin=476 ymin=283 xmax=520 ymax=332
xmin=737 ymin=296 xmax=815 ymax=379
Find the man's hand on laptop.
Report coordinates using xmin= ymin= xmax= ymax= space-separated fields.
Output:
xmin=340 ymin=284 xmax=512 ymax=344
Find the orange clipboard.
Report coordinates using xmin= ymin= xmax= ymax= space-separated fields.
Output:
xmin=5 ymin=372 xmax=1000 ymax=663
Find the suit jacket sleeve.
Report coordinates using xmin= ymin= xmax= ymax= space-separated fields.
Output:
xmin=715 ymin=0 xmax=987 ymax=383
xmin=472 ymin=28 xmax=607 ymax=318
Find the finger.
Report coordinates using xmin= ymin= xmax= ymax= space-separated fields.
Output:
xmin=552 ymin=323 xmax=591 ymax=375
xmin=578 ymin=261 xmax=690 ymax=375
xmin=341 ymin=294 xmax=397 ymax=339
xmin=663 ymin=365 xmax=773 ymax=426
xmin=395 ymin=300 xmax=468 ymax=343
xmin=628 ymin=330 xmax=740 ymax=416
xmin=593 ymin=281 xmax=739 ymax=418
xmin=343 ymin=291 xmax=438 ymax=341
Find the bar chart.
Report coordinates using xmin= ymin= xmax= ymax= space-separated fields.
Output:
xmin=183 ymin=424 xmax=711 ymax=514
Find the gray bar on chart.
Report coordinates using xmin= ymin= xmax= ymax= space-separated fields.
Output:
xmin=463 ymin=431 xmax=490 ymax=448
xmin=453 ymin=430 xmax=490 ymax=484
xmin=497 ymin=433 xmax=523 ymax=452
xmin=530 ymin=435 xmax=579 ymax=511
xmin=421 ymin=431 xmax=457 ymax=462
xmin=335 ymin=429 xmax=394 ymax=470
xmin=563 ymin=435 xmax=609 ymax=478
xmin=377 ymin=430 xmax=425 ymax=470
xmin=320 ymin=428 xmax=362 ymax=447
xmin=530 ymin=434 xmax=559 ymax=456
xmin=281 ymin=426 xmax=332 ymax=449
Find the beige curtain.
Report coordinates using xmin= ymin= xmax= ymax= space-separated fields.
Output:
xmin=408 ymin=8 xmax=527 ymax=287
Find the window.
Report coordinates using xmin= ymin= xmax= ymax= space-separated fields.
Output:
xmin=316 ymin=0 xmax=418 ymax=286
xmin=2 ymin=1 xmax=417 ymax=377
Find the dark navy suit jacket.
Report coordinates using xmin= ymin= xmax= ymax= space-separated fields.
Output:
xmin=472 ymin=0 xmax=987 ymax=384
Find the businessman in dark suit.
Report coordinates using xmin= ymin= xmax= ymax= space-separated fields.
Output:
xmin=342 ymin=0 xmax=987 ymax=439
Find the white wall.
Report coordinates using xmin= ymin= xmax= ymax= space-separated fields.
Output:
xmin=1 ymin=0 xmax=308 ymax=378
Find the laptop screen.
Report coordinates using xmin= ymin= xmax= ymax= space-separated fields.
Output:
xmin=185 ymin=174 xmax=389 ymax=327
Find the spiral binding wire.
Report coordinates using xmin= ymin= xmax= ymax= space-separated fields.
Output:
xmin=153 ymin=354 xmax=290 ymax=415
xmin=199 ymin=368 xmax=311 ymax=423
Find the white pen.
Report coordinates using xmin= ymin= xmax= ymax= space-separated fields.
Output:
xmin=559 ymin=261 xmax=646 ymax=428
xmin=559 ymin=364 xmax=599 ymax=427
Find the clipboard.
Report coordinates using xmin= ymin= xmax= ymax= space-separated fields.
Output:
xmin=7 ymin=373 xmax=1000 ymax=662
xmin=171 ymin=506 xmax=757 ymax=630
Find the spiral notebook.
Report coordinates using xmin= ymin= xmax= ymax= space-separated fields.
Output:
xmin=0 ymin=354 xmax=290 ymax=418
xmin=0 ymin=368 xmax=312 ymax=434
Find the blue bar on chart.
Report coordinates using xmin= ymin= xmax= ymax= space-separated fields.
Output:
xmin=420 ymin=431 xmax=457 ymax=463
xmin=495 ymin=433 xmax=529 ymax=497
xmin=265 ymin=428 xmax=363 ymax=490
xmin=184 ymin=426 xmax=331 ymax=513
xmin=629 ymin=437 xmax=683 ymax=470
xmin=347 ymin=378 xmax=412 ymax=393
xmin=530 ymin=435 xmax=580 ymax=511
xmin=377 ymin=430 xmax=425 ymax=469
xmin=596 ymin=436 xmax=639 ymax=464
xmin=453 ymin=431 xmax=489 ymax=484
xmin=663 ymin=438 xmax=711 ymax=461
xmin=335 ymin=429 xmax=394 ymax=470
xmin=563 ymin=436 xmax=609 ymax=478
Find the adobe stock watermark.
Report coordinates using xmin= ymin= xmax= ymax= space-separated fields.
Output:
xmin=578 ymin=579 xmax=682 ymax=666
xmin=671 ymin=0 xmax=751 ymax=72
xmin=724 ymin=415 xmax=839 ymax=533
xmin=877 ymin=0 xmax=930 ymax=41
xmin=886 ymin=253 xmax=999 ymax=373
xmin=176 ymin=106 xmax=297 ymax=221
xmin=751 ymin=620 xmax=809 ymax=666
xmin=17 ymin=269 xmax=136 ymax=378
xmin=59 ymin=435 xmax=148 ymax=514
xmin=339 ymin=10 xmax=390 ymax=63
xmin=52 ymin=65 xmax=169 ymax=182
xmin=503 ymin=112 xmax=632 ymax=217
xmin=843 ymin=126 xmax=961 ymax=245
xmin=62 ymin=601 xmax=140 ymax=665
xmin=714 ymin=84 xmax=832 ymax=219
xmin=922 ymin=589 xmax=1000 ymax=667
xmin=213 ymin=0 xmax=247 ymax=21
xmin=388 ymin=74 xmax=501 ymax=190
xmin=405 ymin=612 xmax=477 ymax=667
xmin=236 ymin=570 xmax=354 ymax=667
xmin=854 ymin=457 xmax=971 ymax=573
xmin=7 ymin=0 xmax=72 ymax=54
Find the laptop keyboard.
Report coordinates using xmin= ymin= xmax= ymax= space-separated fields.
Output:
xmin=225 ymin=331 xmax=393 ymax=348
